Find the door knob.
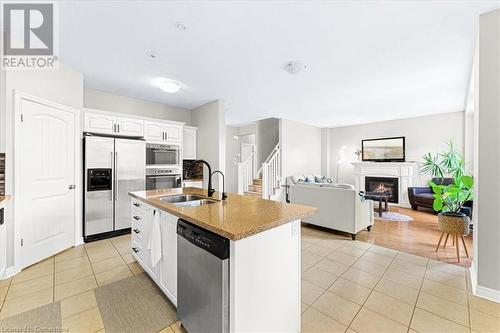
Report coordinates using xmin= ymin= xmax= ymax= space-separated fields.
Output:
xmin=68 ymin=185 xmax=76 ymax=189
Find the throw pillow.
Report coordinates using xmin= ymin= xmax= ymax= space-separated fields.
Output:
xmin=314 ymin=175 xmax=328 ymax=183
xmin=303 ymin=174 xmax=315 ymax=183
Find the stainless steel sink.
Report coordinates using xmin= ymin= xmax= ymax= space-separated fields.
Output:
xmin=175 ymin=199 xmax=218 ymax=207
xmin=160 ymin=194 xmax=218 ymax=207
xmin=160 ymin=194 xmax=206 ymax=204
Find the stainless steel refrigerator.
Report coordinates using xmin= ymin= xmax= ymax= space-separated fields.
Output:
xmin=84 ymin=135 xmax=145 ymax=241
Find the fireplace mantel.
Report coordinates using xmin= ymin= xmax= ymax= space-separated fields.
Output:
xmin=351 ymin=162 xmax=421 ymax=207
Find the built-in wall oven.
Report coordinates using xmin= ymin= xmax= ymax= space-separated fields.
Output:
xmin=146 ymin=143 xmax=180 ymax=166
xmin=146 ymin=168 xmax=182 ymax=190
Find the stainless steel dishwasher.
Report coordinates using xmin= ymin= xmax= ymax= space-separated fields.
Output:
xmin=177 ymin=219 xmax=230 ymax=333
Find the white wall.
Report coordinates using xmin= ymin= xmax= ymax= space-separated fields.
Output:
xmin=225 ymin=126 xmax=240 ymax=193
xmin=83 ymin=88 xmax=191 ymax=124
xmin=280 ymin=119 xmax=322 ymax=180
xmin=256 ymin=118 xmax=279 ymax=167
xmin=473 ymin=9 xmax=500 ymax=300
xmin=321 ymin=128 xmax=331 ymax=177
xmin=328 ymin=112 xmax=466 ymax=185
xmin=191 ymin=100 xmax=226 ymax=191
xmin=0 ymin=63 xmax=83 ymax=273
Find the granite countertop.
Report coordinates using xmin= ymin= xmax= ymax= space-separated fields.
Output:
xmin=129 ymin=188 xmax=317 ymax=241
xmin=0 ymin=195 xmax=11 ymax=204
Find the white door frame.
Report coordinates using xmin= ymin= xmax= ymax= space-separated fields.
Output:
xmin=13 ymin=90 xmax=82 ymax=273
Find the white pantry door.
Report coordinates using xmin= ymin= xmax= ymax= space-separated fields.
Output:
xmin=17 ymin=97 xmax=77 ymax=269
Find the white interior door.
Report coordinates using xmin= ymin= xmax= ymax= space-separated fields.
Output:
xmin=17 ymin=97 xmax=77 ymax=269
xmin=241 ymin=143 xmax=255 ymax=178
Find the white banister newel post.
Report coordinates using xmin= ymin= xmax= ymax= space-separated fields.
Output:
xmin=237 ymin=163 xmax=244 ymax=195
xmin=262 ymin=162 xmax=269 ymax=199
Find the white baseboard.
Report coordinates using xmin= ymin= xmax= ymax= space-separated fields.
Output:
xmin=75 ymin=237 xmax=84 ymax=247
xmin=475 ymin=285 xmax=500 ymax=303
xmin=0 ymin=266 xmax=17 ymax=280
xmin=469 ymin=265 xmax=500 ymax=303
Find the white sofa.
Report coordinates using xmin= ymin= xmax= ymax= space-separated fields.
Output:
xmin=287 ymin=177 xmax=374 ymax=239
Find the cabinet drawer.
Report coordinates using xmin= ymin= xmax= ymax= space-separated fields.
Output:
xmin=131 ymin=211 xmax=144 ymax=227
xmin=131 ymin=199 xmax=146 ymax=212
xmin=131 ymin=220 xmax=143 ymax=243
xmin=131 ymin=240 xmax=143 ymax=263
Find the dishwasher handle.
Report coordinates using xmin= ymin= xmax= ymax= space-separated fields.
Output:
xmin=177 ymin=219 xmax=229 ymax=260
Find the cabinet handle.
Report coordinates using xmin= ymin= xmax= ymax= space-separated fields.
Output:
xmin=117 ymin=124 xmax=120 ymax=132
xmin=133 ymin=202 xmax=141 ymax=207
xmin=133 ymin=215 xmax=141 ymax=220
xmin=133 ymin=228 xmax=141 ymax=234
xmin=132 ymin=247 xmax=139 ymax=253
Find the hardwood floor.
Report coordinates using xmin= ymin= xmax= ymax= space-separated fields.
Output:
xmin=356 ymin=207 xmax=473 ymax=268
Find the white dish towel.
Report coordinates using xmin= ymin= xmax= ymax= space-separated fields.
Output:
xmin=148 ymin=210 xmax=162 ymax=267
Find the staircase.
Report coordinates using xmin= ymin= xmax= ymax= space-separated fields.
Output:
xmin=237 ymin=143 xmax=281 ymax=200
xmin=245 ymin=178 xmax=263 ymax=197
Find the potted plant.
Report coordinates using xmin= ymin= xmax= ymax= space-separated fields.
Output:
xmin=429 ymin=175 xmax=474 ymax=235
xmin=421 ymin=140 xmax=465 ymax=183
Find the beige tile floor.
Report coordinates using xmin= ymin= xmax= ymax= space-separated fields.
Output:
xmin=301 ymin=225 xmax=500 ymax=333
xmin=1 ymin=228 xmax=499 ymax=333
xmin=0 ymin=234 xmax=187 ymax=333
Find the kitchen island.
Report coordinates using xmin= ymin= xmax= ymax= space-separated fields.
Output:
xmin=129 ymin=188 xmax=316 ymax=333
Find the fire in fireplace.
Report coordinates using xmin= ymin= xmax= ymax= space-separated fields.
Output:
xmin=365 ymin=177 xmax=399 ymax=203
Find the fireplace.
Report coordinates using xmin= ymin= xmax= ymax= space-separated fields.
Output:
xmin=365 ymin=177 xmax=399 ymax=203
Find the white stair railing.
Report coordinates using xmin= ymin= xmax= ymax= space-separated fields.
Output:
xmin=237 ymin=151 xmax=255 ymax=195
xmin=260 ymin=144 xmax=281 ymax=200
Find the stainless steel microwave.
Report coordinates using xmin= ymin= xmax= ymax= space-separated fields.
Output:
xmin=146 ymin=143 xmax=180 ymax=166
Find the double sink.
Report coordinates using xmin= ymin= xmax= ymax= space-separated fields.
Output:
xmin=160 ymin=194 xmax=218 ymax=207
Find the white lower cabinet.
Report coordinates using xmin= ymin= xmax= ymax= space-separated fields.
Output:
xmin=158 ymin=211 xmax=178 ymax=304
xmin=137 ymin=204 xmax=159 ymax=281
xmin=130 ymin=201 xmax=177 ymax=305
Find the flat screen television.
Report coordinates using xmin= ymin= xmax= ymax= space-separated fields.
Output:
xmin=362 ymin=136 xmax=405 ymax=162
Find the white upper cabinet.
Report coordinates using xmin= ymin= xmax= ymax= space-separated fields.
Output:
xmin=144 ymin=121 xmax=183 ymax=143
xmin=84 ymin=110 xmax=144 ymax=137
xmin=165 ymin=124 xmax=182 ymax=142
xmin=115 ymin=116 xmax=144 ymax=137
xmin=84 ymin=109 xmax=184 ymax=142
xmin=183 ymin=126 xmax=197 ymax=159
xmin=144 ymin=121 xmax=165 ymax=142
xmin=84 ymin=113 xmax=115 ymax=135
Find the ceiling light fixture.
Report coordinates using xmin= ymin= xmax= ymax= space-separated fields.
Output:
xmin=284 ymin=61 xmax=308 ymax=74
xmin=155 ymin=78 xmax=183 ymax=93
xmin=174 ymin=21 xmax=187 ymax=31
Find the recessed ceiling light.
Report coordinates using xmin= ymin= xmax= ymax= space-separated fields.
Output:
xmin=154 ymin=78 xmax=183 ymax=93
xmin=284 ymin=61 xmax=308 ymax=74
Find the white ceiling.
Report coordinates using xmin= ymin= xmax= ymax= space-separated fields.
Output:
xmin=58 ymin=1 xmax=500 ymax=127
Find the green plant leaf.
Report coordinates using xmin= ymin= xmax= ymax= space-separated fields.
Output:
xmin=433 ymin=197 xmax=443 ymax=211
xmin=461 ymin=175 xmax=473 ymax=189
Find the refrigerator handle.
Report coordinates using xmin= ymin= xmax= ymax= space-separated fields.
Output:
xmin=109 ymin=152 xmax=114 ymax=201
xmin=114 ymin=152 xmax=118 ymax=201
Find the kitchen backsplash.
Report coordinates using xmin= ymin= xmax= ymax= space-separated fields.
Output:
xmin=0 ymin=153 xmax=5 ymax=195
xmin=183 ymin=159 xmax=203 ymax=179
